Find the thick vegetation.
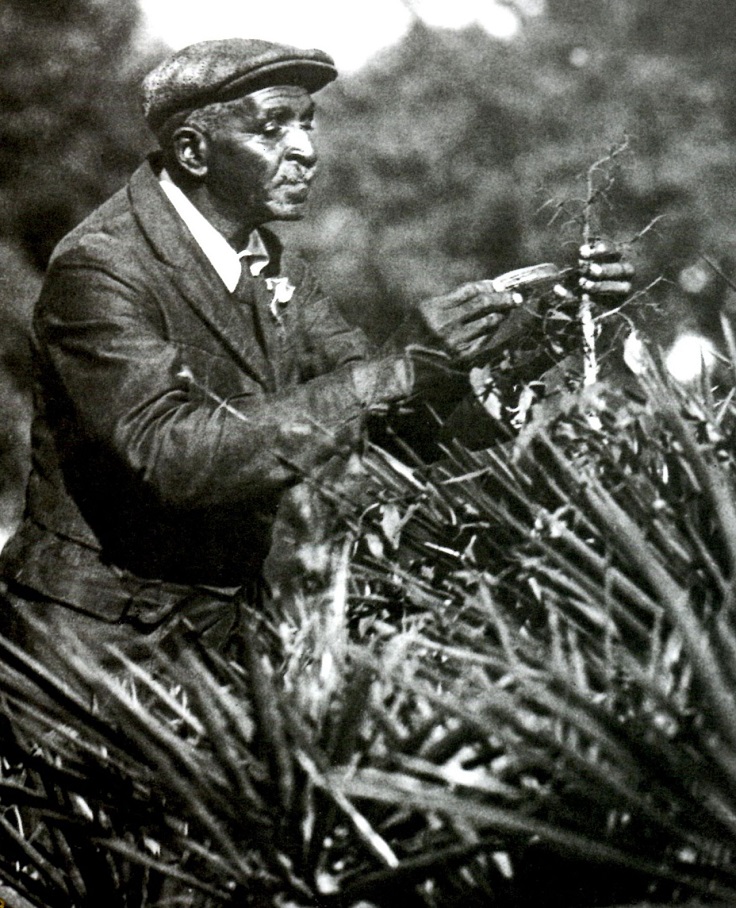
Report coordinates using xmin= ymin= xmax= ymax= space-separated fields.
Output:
xmin=2 ymin=345 xmax=736 ymax=907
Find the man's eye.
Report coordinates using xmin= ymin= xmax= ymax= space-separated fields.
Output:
xmin=261 ymin=122 xmax=282 ymax=137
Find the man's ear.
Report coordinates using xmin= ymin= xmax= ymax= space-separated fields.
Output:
xmin=171 ymin=126 xmax=209 ymax=179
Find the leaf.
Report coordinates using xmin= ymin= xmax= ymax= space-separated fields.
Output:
xmin=380 ymin=502 xmax=403 ymax=549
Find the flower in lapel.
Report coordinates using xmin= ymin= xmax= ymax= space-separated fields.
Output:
xmin=265 ymin=276 xmax=295 ymax=327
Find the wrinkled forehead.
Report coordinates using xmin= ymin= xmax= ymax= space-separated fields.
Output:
xmin=156 ymin=85 xmax=317 ymax=146
xmin=227 ymin=84 xmax=316 ymax=117
xmin=186 ymin=86 xmax=316 ymax=139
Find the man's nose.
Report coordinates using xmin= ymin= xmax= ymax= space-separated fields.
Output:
xmin=284 ymin=126 xmax=317 ymax=166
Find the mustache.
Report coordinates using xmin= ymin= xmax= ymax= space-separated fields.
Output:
xmin=276 ymin=165 xmax=316 ymax=186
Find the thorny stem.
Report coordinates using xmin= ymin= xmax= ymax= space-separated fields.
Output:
xmin=580 ymin=138 xmax=631 ymax=388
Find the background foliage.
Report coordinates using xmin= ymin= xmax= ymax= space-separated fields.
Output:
xmin=298 ymin=0 xmax=736 ymax=344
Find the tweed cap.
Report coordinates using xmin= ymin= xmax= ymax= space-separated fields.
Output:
xmin=141 ymin=38 xmax=337 ymax=133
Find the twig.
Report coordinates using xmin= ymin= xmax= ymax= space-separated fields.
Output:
xmin=580 ymin=138 xmax=632 ymax=389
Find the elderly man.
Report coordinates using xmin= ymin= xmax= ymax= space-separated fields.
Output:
xmin=0 ymin=38 xmax=630 ymax=660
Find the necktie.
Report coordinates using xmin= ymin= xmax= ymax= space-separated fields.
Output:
xmin=231 ymin=258 xmax=283 ymax=391
xmin=233 ymin=256 xmax=257 ymax=300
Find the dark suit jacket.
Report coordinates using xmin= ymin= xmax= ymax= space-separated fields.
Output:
xmin=0 ymin=156 xmax=414 ymax=623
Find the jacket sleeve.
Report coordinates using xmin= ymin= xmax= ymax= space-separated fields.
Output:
xmin=35 ymin=245 xmax=414 ymax=513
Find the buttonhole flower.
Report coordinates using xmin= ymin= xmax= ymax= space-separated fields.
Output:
xmin=265 ymin=276 xmax=295 ymax=327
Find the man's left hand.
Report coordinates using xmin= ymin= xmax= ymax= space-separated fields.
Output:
xmin=577 ymin=240 xmax=634 ymax=301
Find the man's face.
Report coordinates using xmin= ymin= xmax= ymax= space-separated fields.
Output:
xmin=203 ymin=85 xmax=318 ymax=228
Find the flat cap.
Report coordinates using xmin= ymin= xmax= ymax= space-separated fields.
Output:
xmin=141 ymin=38 xmax=337 ymax=133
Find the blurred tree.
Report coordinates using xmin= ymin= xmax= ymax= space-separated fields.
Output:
xmin=0 ymin=0 xmax=159 ymax=544
xmin=289 ymin=2 xmax=736 ymax=350
xmin=547 ymin=0 xmax=736 ymax=57
xmin=0 ymin=0 xmax=156 ymax=268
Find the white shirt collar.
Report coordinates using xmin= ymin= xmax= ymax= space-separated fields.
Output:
xmin=159 ymin=169 xmax=270 ymax=292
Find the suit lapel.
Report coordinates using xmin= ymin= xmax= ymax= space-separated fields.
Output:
xmin=168 ymin=251 xmax=276 ymax=390
xmin=128 ymin=158 xmax=274 ymax=389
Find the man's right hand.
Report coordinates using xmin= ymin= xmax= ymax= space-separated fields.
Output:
xmin=409 ymin=280 xmax=522 ymax=364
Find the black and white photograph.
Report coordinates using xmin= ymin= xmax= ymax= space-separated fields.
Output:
xmin=0 ymin=1 xmax=733 ymax=906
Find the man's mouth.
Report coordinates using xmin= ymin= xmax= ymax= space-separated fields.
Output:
xmin=273 ymin=168 xmax=315 ymax=206
xmin=281 ymin=182 xmax=311 ymax=202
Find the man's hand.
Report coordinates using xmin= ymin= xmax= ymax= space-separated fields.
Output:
xmin=577 ymin=240 xmax=634 ymax=300
xmin=410 ymin=280 xmax=522 ymax=363
xmin=394 ymin=244 xmax=634 ymax=399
